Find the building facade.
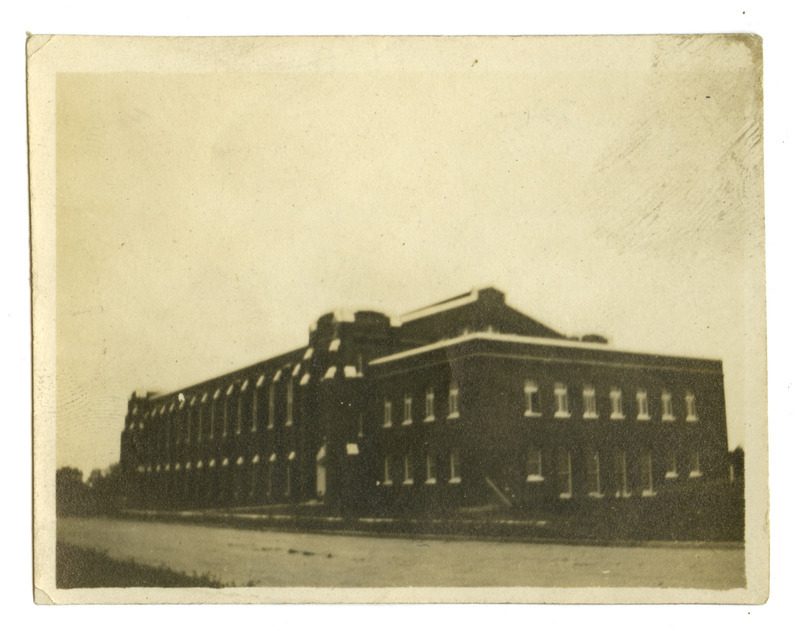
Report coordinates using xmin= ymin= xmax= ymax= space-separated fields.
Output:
xmin=120 ymin=287 xmax=730 ymax=523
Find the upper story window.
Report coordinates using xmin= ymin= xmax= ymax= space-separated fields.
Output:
xmin=251 ymin=388 xmax=259 ymax=432
xmin=526 ymin=447 xmax=543 ymax=482
xmin=685 ymin=392 xmax=698 ymax=422
xmin=425 ymin=387 xmax=435 ymax=421
xmin=403 ymin=394 xmax=413 ymax=425
xmin=524 ymin=380 xmax=541 ymax=417
xmin=554 ymin=383 xmax=570 ymax=418
xmin=610 ymin=388 xmax=624 ymax=420
xmin=583 ymin=386 xmax=598 ymax=419
xmin=636 ymin=389 xmax=650 ymax=420
xmin=236 ymin=396 xmax=243 ymax=435
xmin=448 ymin=382 xmax=460 ymax=418
xmin=383 ymin=399 xmax=393 ymax=428
xmin=661 ymin=391 xmax=675 ymax=421
xmin=286 ymin=380 xmax=294 ymax=426
xmin=267 ymin=383 xmax=275 ymax=429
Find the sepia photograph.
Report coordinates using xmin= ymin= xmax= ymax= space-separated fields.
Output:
xmin=28 ymin=33 xmax=767 ymax=604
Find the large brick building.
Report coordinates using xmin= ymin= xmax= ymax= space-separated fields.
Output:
xmin=120 ymin=287 xmax=731 ymax=524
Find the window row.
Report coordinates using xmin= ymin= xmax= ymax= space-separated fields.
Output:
xmin=129 ymin=378 xmax=301 ymax=442
xmin=383 ymin=382 xmax=459 ymax=428
xmin=380 ymin=449 xmax=462 ymax=486
xmin=137 ymin=453 xmax=299 ymax=498
xmin=525 ymin=382 xmax=699 ymax=422
xmin=526 ymin=447 xmax=703 ymax=499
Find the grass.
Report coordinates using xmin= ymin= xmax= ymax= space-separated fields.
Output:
xmin=56 ymin=541 xmax=227 ymax=589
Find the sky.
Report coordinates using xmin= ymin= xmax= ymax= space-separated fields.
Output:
xmin=51 ymin=35 xmax=764 ymax=477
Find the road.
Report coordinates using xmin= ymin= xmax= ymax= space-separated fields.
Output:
xmin=57 ymin=517 xmax=745 ymax=589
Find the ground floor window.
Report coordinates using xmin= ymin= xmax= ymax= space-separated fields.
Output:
xmin=557 ymin=449 xmax=572 ymax=498
xmin=449 ymin=449 xmax=461 ymax=483
xmin=526 ymin=447 xmax=543 ymax=482
xmin=586 ymin=451 xmax=602 ymax=497
xmin=640 ymin=451 xmax=655 ymax=496
xmin=614 ymin=450 xmax=631 ymax=498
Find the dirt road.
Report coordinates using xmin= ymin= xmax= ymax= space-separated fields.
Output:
xmin=57 ymin=517 xmax=744 ymax=589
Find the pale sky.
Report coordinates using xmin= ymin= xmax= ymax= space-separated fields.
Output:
xmin=53 ymin=35 xmax=763 ymax=477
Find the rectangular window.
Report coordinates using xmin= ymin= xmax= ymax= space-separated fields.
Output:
xmin=197 ymin=407 xmax=203 ymax=443
xmin=425 ymin=387 xmax=435 ymax=421
xmin=403 ymin=394 xmax=413 ymax=425
xmin=251 ymin=389 xmax=258 ymax=432
xmin=383 ymin=399 xmax=392 ymax=428
xmin=285 ymin=461 xmax=292 ymax=496
xmin=554 ymin=383 xmax=570 ymax=418
xmin=268 ymin=383 xmax=275 ymax=429
xmin=661 ymin=391 xmax=675 ymax=421
xmin=222 ymin=399 xmax=229 ymax=437
xmin=610 ymin=388 xmax=624 ymax=420
xmin=383 ymin=456 xmax=393 ymax=485
xmin=403 ymin=454 xmax=414 ymax=485
xmin=690 ymin=451 xmax=702 ymax=477
xmin=583 ymin=386 xmax=598 ymax=419
xmin=524 ymin=380 xmax=541 ymax=417
xmin=587 ymin=451 xmax=602 ymax=497
xmin=526 ymin=447 xmax=543 ymax=482
xmin=636 ymin=389 xmax=650 ymax=420
xmin=614 ymin=450 xmax=631 ymax=498
xmin=425 ymin=453 xmax=436 ymax=484
xmin=358 ymin=413 xmax=364 ymax=438
xmin=686 ymin=392 xmax=698 ymax=422
xmin=557 ymin=449 xmax=572 ymax=498
xmin=186 ymin=411 xmax=192 ymax=444
xmin=286 ymin=380 xmax=294 ymax=426
xmin=640 ymin=451 xmax=655 ymax=496
xmin=449 ymin=449 xmax=461 ymax=483
xmin=236 ymin=397 xmax=243 ymax=434
xmin=209 ymin=404 xmax=215 ymax=439
xmin=448 ymin=382 xmax=460 ymax=418
xmin=665 ymin=452 xmax=678 ymax=479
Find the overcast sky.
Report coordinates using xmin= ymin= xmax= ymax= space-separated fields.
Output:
xmin=52 ymin=35 xmax=763 ymax=476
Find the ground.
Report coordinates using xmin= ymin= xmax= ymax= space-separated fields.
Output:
xmin=56 ymin=516 xmax=745 ymax=589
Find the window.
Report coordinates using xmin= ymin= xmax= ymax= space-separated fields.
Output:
xmin=222 ymin=397 xmax=229 ymax=437
xmin=557 ymin=449 xmax=572 ymax=498
xmin=524 ymin=380 xmax=541 ymax=417
xmin=554 ymin=383 xmax=570 ymax=418
xmin=268 ymin=383 xmax=275 ymax=429
xmin=383 ymin=399 xmax=392 ymax=428
xmin=449 ymin=449 xmax=461 ymax=483
xmin=686 ymin=392 xmax=698 ymax=422
xmin=526 ymin=447 xmax=543 ymax=482
xmin=186 ymin=410 xmax=192 ymax=444
xmin=425 ymin=387 xmax=435 ymax=421
xmin=357 ymin=413 xmax=364 ymax=438
xmin=197 ymin=406 xmax=204 ymax=443
xmin=286 ymin=380 xmax=294 ymax=426
xmin=610 ymin=388 xmax=624 ymax=420
xmin=661 ymin=391 xmax=674 ymax=421
xmin=448 ymin=382 xmax=460 ymax=418
xmin=383 ymin=456 xmax=393 ymax=485
xmin=403 ymin=454 xmax=414 ymax=485
xmin=614 ymin=450 xmax=631 ymax=498
xmin=690 ymin=451 xmax=702 ymax=477
xmin=640 ymin=451 xmax=655 ymax=496
xmin=236 ymin=396 xmax=243 ymax=435
xmin=665 ymin=452 xmax=678 ymax=479
xmin=425 ymin=453 xmax=436 ymax=484
xmin=636 ymin=389 xmax=650 ymax=420
xmin=583 ymin=386 xmax=598 ymax=419
xmin=587 ymin=451 xmax=602 ymax=497
xmin=403 ymin=394 xmax=413 ymax=425
xmin=251 ymin=389 xmax=258 ymax=432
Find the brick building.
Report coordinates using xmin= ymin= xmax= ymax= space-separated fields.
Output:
xmin=120 ymin=287 xmax=731 ymax=525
